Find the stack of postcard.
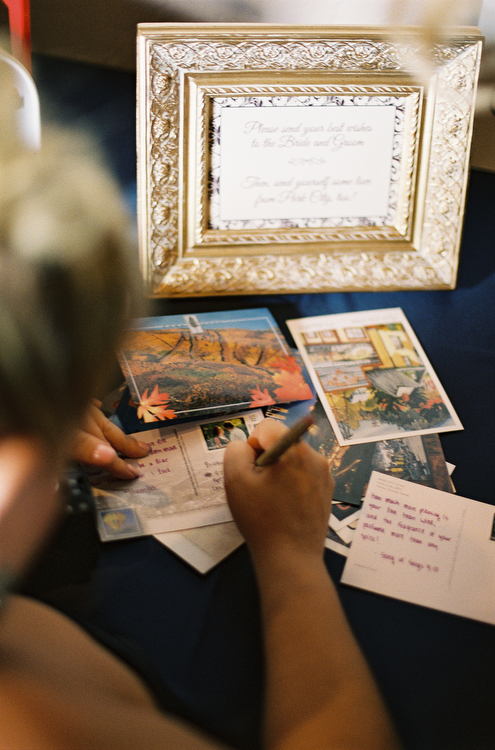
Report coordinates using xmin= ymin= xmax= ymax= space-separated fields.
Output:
xmin=89 ymin=306 xmax=462 ymax=575
xmin=285 ymin=307 xmax=461 ymax=558
xmin=284 ymin=309 xmax=495 ymax=626
xmin=89 ymin=308 xmax=315 ymax=571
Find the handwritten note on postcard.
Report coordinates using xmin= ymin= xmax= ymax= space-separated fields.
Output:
xmin=90 ymin=409 xmax=264 ymax=540
xmin=342 ymin=472 xmax=495 ymax=625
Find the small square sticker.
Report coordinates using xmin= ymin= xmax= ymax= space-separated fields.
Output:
xmin=97 ymin=507 xmax=142 ymax=541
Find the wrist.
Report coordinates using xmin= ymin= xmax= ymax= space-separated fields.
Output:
xmin=250 ymin=542 xmax=329 ymax=595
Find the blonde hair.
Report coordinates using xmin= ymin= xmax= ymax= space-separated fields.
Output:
xmin=0 ymin=63 xmax=140 ymax=447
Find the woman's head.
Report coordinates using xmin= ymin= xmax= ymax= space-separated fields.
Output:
xmin=0 ymin=64 xmax=140 ymax=580
xmin=0 ymin=73 xmax=139 ymax=450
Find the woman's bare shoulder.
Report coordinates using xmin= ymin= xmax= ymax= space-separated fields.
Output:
xmin=0 ymin=596 xmax=227 ymax=750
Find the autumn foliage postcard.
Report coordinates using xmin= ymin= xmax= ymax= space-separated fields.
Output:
xmin=119 ymin=309 xmax=313 ymax=424
xmin=288 ymin=308 xmax=463 ymax=446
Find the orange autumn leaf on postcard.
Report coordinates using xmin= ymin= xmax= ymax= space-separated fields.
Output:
xmin=137 ymin=385 xmax=177 ymax=423
xmin=249 ymin=386 xmax=276 ymax=407
xmin=272 ymin=355 xmax=313 ymax=402
xmin=270 ymin=354 xmax=301 ymax=374
xmin=273 ymin=369 xmax=313 ymax=402
xmin=249 ymin=354 xmax=313 ymax=406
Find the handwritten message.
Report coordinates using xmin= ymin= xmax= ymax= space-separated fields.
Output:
xmin=90 ymin=409 xmax=264 ymax=537
xmin=353 ymin=473 xmax=462 ymax=588
xmin=216 ymin=101 xmax=399 ymax=223
xmin=342 ymin=472 xmax=495 ymax=625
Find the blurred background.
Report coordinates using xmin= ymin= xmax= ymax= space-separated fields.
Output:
xmin=1 ymin=0 xmax=494 ymax=173
xmin=23 ymin=0 xmax=491 ymax=73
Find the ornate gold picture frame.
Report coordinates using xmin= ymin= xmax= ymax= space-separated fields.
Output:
xmin=137 ymin=24 xmax=482 ymax=297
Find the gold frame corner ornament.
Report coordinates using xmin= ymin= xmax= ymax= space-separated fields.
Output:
xmin=137 ymin=24 xmax=482 ymax=297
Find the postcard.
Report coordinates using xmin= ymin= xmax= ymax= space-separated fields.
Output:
xmin=266 ymin=388 xmax=453 ymax=506
xmin=341 ymin=472 xmax=495 ymax=626
xmin=287 ymin=308 xmax=462 ymax=445
xmin=330 ymin=502 xmax=362 ymax=532
xmin=154 ymin=522 xmax=244 ymax=574
xmin=334 ymin=523 xmax=356 ymax=546
xmin=325 ymin=526 xmax=352 ymax=557
xmin=118 ymin=309 xmax=313 ymax=424
xmin=89 ymin=409 xmax=264 ymax=541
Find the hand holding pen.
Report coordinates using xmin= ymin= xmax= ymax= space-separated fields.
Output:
xmin=254 ymin=414 xmax=314 ymax=467
xmin=223 ymin=415 xmax=333 ymax=558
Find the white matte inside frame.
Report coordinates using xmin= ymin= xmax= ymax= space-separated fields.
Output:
xmin=214 ymin=98 xmax=401 ymax=225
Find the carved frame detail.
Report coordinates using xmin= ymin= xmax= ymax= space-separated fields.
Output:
xmin=137 ymin=24 xmax=482 ymax=296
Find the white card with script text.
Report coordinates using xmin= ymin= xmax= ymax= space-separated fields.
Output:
xmin=342 ymin=472 xmax=495 ymax=625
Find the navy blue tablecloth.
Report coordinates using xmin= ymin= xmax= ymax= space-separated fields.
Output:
xmin=31 ymin=54 xmax=495 ymax=750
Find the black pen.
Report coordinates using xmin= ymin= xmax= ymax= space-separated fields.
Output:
xmin=255 ymin=414 xmax=314 ymax=467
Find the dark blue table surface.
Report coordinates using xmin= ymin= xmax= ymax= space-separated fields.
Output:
xmin=31 ymin=54 xmax=495 ymax=750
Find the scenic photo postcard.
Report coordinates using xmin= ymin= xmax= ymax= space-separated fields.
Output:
xmin=119 ymin=308 xmax=313 ymax=424
xmin=287 ymin=308 xmax=463 ymax=446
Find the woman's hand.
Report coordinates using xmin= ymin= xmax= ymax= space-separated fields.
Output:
xmin=223 ymin=418 xmax=333 ymax=564
xmin=225 ymin=420 xmax=401 ymax=750
xmin=72 ymin=400 xmax=150 ymax=479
